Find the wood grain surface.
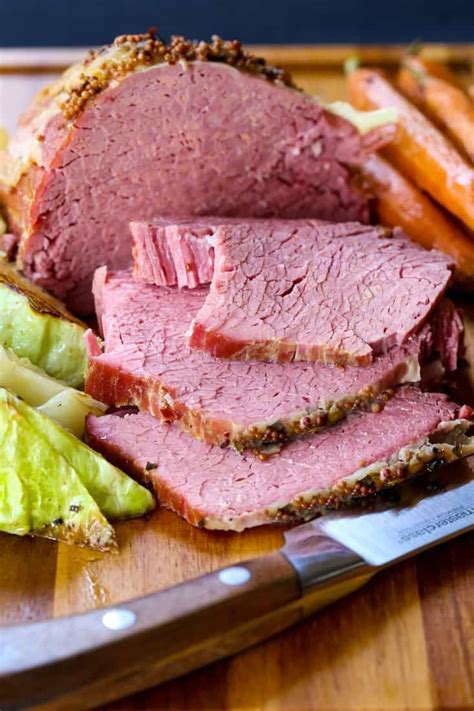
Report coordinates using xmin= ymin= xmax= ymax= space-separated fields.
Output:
xmin=1 ymin=47 xmax=474 ymax=711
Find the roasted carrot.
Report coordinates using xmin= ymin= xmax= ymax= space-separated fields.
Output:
xmin=347 ymin=68 xmax=474 ymax=231
xmin=403 ymin=53 xmax=466 ymax=88
xmin=398 ymin=56 xmax=474 ymax=162
xmin=362 ymin=153 xmax=474 ymax=287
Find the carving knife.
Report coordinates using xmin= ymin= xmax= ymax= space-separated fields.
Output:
xmin=1 ymin=466 xmax=474 ymax=710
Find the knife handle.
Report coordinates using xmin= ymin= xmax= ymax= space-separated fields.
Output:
xmin=0 ymin=541 xmax=372 ymax=710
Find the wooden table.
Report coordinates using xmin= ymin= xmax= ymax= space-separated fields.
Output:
xmin=1 ymin=46 xmax=474 ymax=710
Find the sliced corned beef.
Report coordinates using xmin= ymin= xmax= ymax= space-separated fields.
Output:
xmin=131 ymin=218 xmax=219 ymax=289
xmin=132 ymin=218 xmax=453 ymax=365
xmin=85 ymin=268 xmax=461 ymax=452
xmin=0 ymin=33 xmax=390 ymax=314
xmin=85 ymin=386 xmax=474 ymax=531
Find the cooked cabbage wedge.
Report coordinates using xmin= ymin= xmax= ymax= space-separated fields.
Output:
xmin=0 ymin=258 xmax=87 ymax=387
xmin=0 ymin=390 xmax=116 ymax=551
xmin=326 ymin=101 xmax=398 ymax=134
xmin=7 ymin=389 xmax=155 ymax=520
xmin=0 ymin=388 xmax=155 ymax=538
xmin=0 ymin=346 xmax=105 ymax=437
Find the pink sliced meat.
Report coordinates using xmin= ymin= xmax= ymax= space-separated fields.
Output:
xmin=132 ymin=218 xmax=454 ymax=365
xmin=85 ymin=386 xmax=474 ymax=531
xmin=131 ymin=218 xmax=218 ymax=289
xmin=85 ymin=268 xmax=461 ymax=452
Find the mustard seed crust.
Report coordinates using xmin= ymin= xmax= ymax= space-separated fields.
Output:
xmin=240 ymin=387 xmax=394 ymax=457
xmin=260 ymin=421 xmax=474 ymax=526
xmin=60 ymin=30 xmax=297 ymax=120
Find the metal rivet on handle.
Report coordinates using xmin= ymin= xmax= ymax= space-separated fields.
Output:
xmin=102 ymin=608 xmax=137 ymax=630
xmin=218 ymin=566 xmax=252 ymax=586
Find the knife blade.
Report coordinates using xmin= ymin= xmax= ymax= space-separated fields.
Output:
xmin=282 ymin=460 xmax=474 ymax=585
xmin=317 ymin=476 xmax=474 ymax=566
xmin=1 ymin=463 xmax=473 ymax=710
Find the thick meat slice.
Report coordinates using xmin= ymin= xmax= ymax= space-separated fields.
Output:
xmin=189 ymin=223 xmax=453 ymax=364
xmin=85 ymin=386 xmax=474 ymax=531
xmin=132 ymin=218 xmax=453 ymax=365
xmin=85 ymin=268 xmax=461 ymax=452
xmin=0 ymin=33 xmax=389 ymax=314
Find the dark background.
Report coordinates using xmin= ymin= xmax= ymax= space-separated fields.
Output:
xmin=1 ymin=0 xmax=473 ymax=47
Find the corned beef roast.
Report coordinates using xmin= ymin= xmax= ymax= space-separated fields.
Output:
xmin=132 ymin=218 xmax=454 ymax=365
xmin=86 ymin=386 xmax=474 ymax=530
xmin=0 ymin=32 xmax=391 ymax=314
xmin=85 ymin=267 xmax=462 ymax=452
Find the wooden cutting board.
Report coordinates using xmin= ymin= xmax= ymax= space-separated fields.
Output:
xmin=1 ymin=46 xmax=474 ymax=710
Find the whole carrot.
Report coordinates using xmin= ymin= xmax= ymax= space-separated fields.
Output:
xmin=398 ymin=56 xmax=474 ymax=162
xmin=403 ymin=53 xmax=466 ymax=88
xmin=362 ymin=153 xmax=474 ymax=288
xmin=347 ymin=68 xmax=474 ymax=231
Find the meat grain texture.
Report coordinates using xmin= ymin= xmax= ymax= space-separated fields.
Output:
xmin=85 ymin=268 xmax=462 ymax=452
xmin=86 ymin=386 xmax=474 ymax=530
xmin=132 ymin=218 xmax=454 ymax=364
xmin=0 ymin=35 xmax=389 ymax=313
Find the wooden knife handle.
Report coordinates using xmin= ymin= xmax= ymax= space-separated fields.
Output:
xmin=0 ymin=540 xmax=373 ymax=710
xmin=0 ymin=552 xmax=300 ymax=710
